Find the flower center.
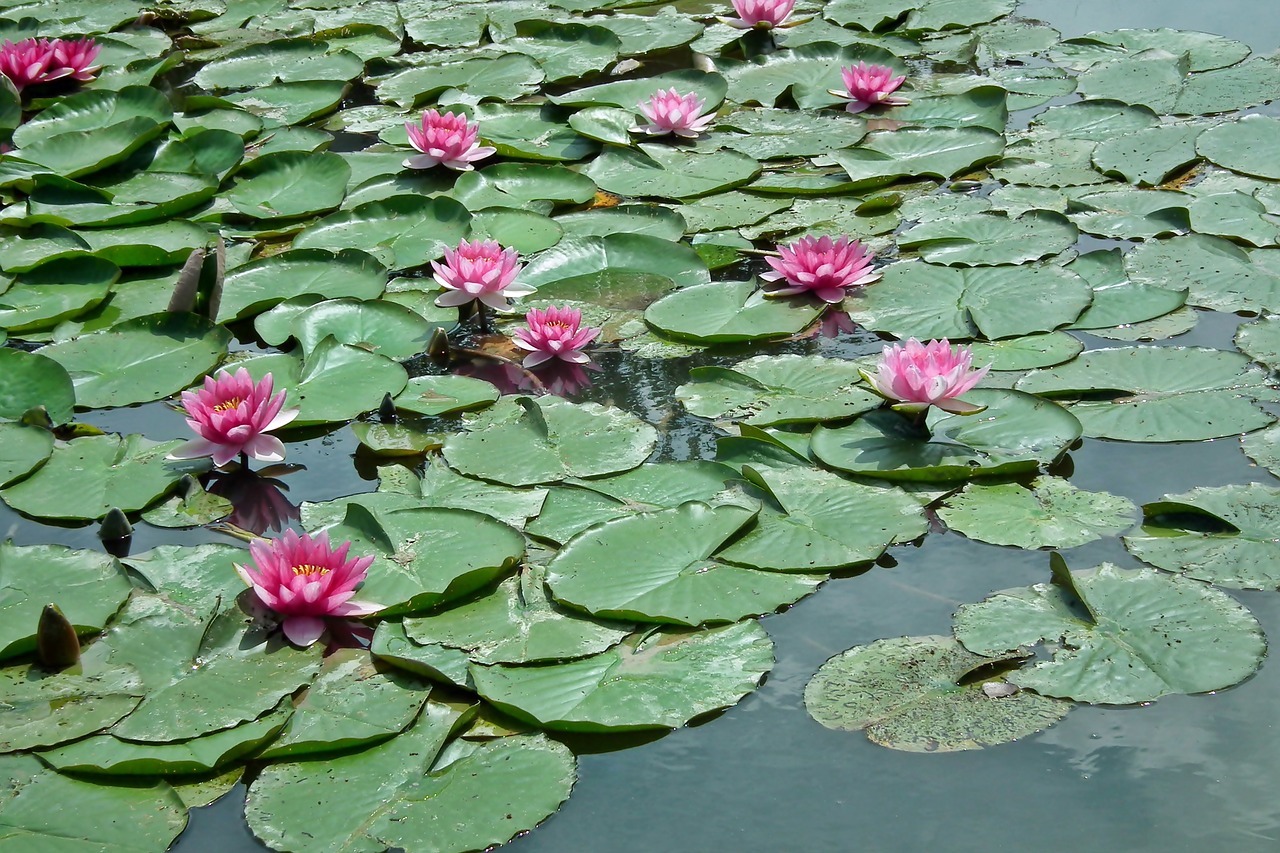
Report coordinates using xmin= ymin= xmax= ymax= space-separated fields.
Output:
xmin=212 ymin=397 xmax=243 ymax=412
xmin=291 ymin=564 xmax=331 ymax=577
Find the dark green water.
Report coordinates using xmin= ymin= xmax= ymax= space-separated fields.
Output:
xmin=6 ymin=1 xmax=1277 ymax=851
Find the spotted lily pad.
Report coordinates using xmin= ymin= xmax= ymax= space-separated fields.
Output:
xmin=471 ymin=620 xmax=774 ymax=732
xmin=0 ymin=662 xmax=142 ymax=753
xmin=938 ymin=477 xmax=1136 ymax=549
xmin=1123 ymin=484 xmax=1280 ymax=590
xmin=804 ymin=635 xmax=1070 ymax=752
xmin=953 ymin=556 xmax=1267 ymax=704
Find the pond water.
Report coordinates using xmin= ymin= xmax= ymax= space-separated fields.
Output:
xmin=3 ymin=0 xmax=1280 ymax=851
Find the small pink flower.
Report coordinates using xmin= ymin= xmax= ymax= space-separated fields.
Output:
xmin=0 ymin=38 xmax=58 ymax=92
xmin=403 ymin=109 xmax=496 ymax=171
xmin=431 ymin=238 xmax=534 ymax=310
xmin=831 ymin=62 xmax=908 ymax=114
xmin=632 ymin=88 xmax=716 ymax=138
xmin=48 ymin=38 xmax=100 ymax=83
xmin=512 ymin=305 xmax=601 ymax=368
xmin=168 ymin=368 xmax=300 ymax=468
xmin=864 ymin=338 xmax=990 ymax=415
xmin=235 ymin=530 xmax=382 ymax=648
xmin=761 ymin=235 xmax=881 ymax=303
xmin=721 ymin=0 xmax=797 ymax=28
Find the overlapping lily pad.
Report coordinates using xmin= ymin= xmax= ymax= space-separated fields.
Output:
xmin=938 ymin=477 xmax=1136 ymax=549
xmin=676 ymin=355 xmax=881 ymax=426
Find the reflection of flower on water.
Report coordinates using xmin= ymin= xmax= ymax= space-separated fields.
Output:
xmin=455 ymin=358 xmax=599 ymax=398
xmin=206 ymin=465 xmax=300 ymax=535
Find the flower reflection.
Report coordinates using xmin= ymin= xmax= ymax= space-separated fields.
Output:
xmin=206 ymin=466 xmax=300 ymax=535
xmin=455 ymin=358 xmax=599 ymax=398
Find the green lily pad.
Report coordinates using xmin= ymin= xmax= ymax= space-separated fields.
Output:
xmin=225 ymin=80 xmax=348 ymax=125
xmin=11 ymin=86 xmax=173 ymax=149
xmin=216 ymin=248 xmax=387 ymax=323
xmin=35 ymin=312 xmax=231 ymax=409
xmin=723 ymin=42 xmax=901 ymax=109
xmin=804 ymin=635 xmax=1070 ymax=752
xmin=376 ymin=54 xmax=545 ymax=108
xmin=0 ymin=348 xmax=74 ymax=423
xmin=371 ymin=620 xmax=474 ymax=689
xmin=17 ymin=117 xmax=167 ymax=179
xmin=194 ymin=39 xmax=365 ymax=91
xmin=548 ymin=69 xmax=726 ymax=110
xmin=645 ymin=279 xmax=823 ymax=344
xmin=1015 ymin=346 xmax=1276 ymax=442
xmin=0 ymin=542 xmax=131 ymax=662
xmin=1067 ymin=189 xmax=1191 ymax=239
xmin=1197 ymin=114 xmax=1280 ymax=181
xmin=223 ymin=150 xmax=351 ymax=220
xmin=391 ymin=375 xmax=500 ymax=417
xmin=546 ymin=501 xmax=823 ymax=626
xmin=830 ymin=127 xmax=1005 ymax=191
xmin=0 ymin=662 xmax=142 ymax=753
xmin=676 ymin=354 xmax=881 ymax=426
xmin=1066 ymin=249 xmax=1188 ymax=331
xmin=279 ymin=298 xmax=438 ymax=359
xmin=1123 ymin=484 xmax=1280 ymax=590
xmin=471 ymin=620 xmax=774 ymax=732
xmin=583 ymin=144 xmax=761 ymax=201
xmin=293 ymin=195 xmax=471 ymax=270
xmin=443 ymin=396 xmax=657 ymax=487
xmin=450 ymin=163 xmax=597 ymax=213
xmin=519 ymin=233 xmax=709 ymax=292
xmin=810 ymin=389 xmax=1082 ymax=481
xmin=1091 ymin=123 xmax=1206 ymax=185
xmin=121 ymin=543 xmax=253 ymax=613
xmin=405 ymin=563 xmax=632 ymax=665
xmin=0 ymin=423 xmax=53 ymax=488
xmin=898 ymin=211 xmax=1077 ymax=266
xmin=938 ymin=476 xmax=1136 ymax=549
xmin=954 ymin=556 xmax=1267 ymax=704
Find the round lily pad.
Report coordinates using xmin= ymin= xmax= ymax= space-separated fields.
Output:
xmin=471 ymin=620 xmax=774 ymax=732
xmin=645 ymin=279 xmax=823 ymax=344
xmin=0 ymin=348 xmax=74 ymax=423
xmin=954 ymin=557 xmax=1267 ymax=705
xmin=938 ymin=477 xmax=1136 ymax=549
xmin=804 ymin=635 xmax=1071 ymax=752
xmin=677 ymin=355 xmax=881 ymax=426
xmin=1123 ymin=484 xmax=1280 ymax=590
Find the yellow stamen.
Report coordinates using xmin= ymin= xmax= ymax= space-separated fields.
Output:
xmin=291 ymin=564 xmax=331 ymax=577
xmin=212 ymin=397 xmax=243 ymax=412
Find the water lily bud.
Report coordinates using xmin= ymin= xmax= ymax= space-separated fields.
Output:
xmin=98 ymin=507 xmax=133 ymax=558
xmin=37 ymin=604 xmax=80 ymax=669
xmin=427 ymin=327 xmax=452 ymax=366
xmin=378 ymin=393 xmax=398 ymax=423
xmin=176 ymin=473 xmax=199 ymax=498
xmin=19 ymin=405 xmax=53 ymax=429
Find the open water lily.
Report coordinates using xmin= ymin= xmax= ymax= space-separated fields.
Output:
xmin=0 ymin=37 xmax=99 ymax=91
xmin=762 ymin=234 xmax=881 ymax=303
xmin=633 ymin=88 xmax=716 ymax=138
xmin=403 ymin=108 xmax=496 ymax=171
xmin=168 ymin=368 xmax=300 ymax=467
xmin=863 ymin=338 xmax=990 ymax=415
xmin=512 ymin=305 xmax=602 ymax=368
xmin=432 ymin=238 xmax=533 ymax=310
xmin=235 ymin=529 xmax=382 ymax=648
xmin=830 ymin=62 xmax=908 ymax=114
xmin=721 ymin=0 xmax=799 ymax=28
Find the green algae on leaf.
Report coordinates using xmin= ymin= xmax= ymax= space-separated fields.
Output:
xmin=804 ymin=635 xmax=1070 ymax=752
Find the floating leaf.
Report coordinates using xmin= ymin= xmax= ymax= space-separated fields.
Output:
xmin=0 ymin=662 xmax=142 ymax=753
xmin=583 ymin=144 xmax=761 ymax=201
xmin=194 ymin=39 xmax=365 ymax=91
xmin=676 ymin=355 xmax=880 ymax=426
xmin=938 ymin=476 xmax=1136 ymax=549
xmin=1124 ymin=234 xmax=1280 ymax=313
xmin=293 ymin=195 xmax=471 ymax=270
xmin=1197 ymin=115 xmax=1280 ymax=181
xmin=223 ymin=151 xmax=351 ymax=219
xmin=899 ymin=211 xmax=1077 ymax=266
xmin=217 ymin=248 xmax=387 ymax=323
xmin=0 ymin=348 xmax=74 ymax=423
xmin=954 ymin=558 xmax=1267 ymax=704
xmin=804 ymin=635 xmax=1070 ymax=752
xmin=471 ymin=621 xmax=774 ymax=732
xmin=645 ymin=279 xmax=823 ymax=344
xmin=829 ymin=127 xmax=1005 ymax=190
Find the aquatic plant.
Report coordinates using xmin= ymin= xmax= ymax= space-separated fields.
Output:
xmin=633 ymin=88 xmax=716 ymax=138
xmin=0 ymin=36 xmax=98 ymax=91
xmin=403 ymin=109 xmax=496 ymax=171
xmin=431 ymin=239 xmax=532 ymax=310
xmin=762 ymin=235 xmax=881 ymax=303
xmin=512 ymin=305 xmax=601 ymax=368
xmin=831 ymin=62 xmax=908 ymax=113
xmin=168 ymin=369 xmax=299 ymax=467
xmin=722 ymin=0 xmax=797 ymax=29
xmin=864 ymin=338 xmax=990 ymax=415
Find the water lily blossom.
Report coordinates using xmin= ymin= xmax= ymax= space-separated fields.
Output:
xmin=235 ymin=530 xmax=382 ymax=648
xmin=761 ymin=234 xmax=881 ymax=303
xmin=513 ymin=305 xmax=602 ymax=368
xmin=0 ymin=37 xmax=99 ymax=91
xmin=432 ymin=238 xmax=533 ymax=310
xmin=864 ymin=338 xmax=990 ymax=415
xmin=633 ymin=88 xmax=716 ymax=138
xmin=403 ymin=109 xmax=496 ymax=171
xmin=169 ymin=368 xmax=300 ymax=467
xmin=830 ymin=62 xmax=908 ymax=114
xmin=721 ymin=0 xmax=798 ymax=28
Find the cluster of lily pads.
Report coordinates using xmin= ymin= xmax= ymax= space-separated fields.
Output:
xmin=2 ymin=0 xmax=1280 ymax=850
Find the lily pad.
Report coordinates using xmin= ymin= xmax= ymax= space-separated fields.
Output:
xmin=804 ymin=635 xmax=1070 ymax=752
xmin=645 ymin=279 xmax=824 ymax=344
xmin=1124 ymin=234 xmax=1280 ymax=314
xmin=0 ymin=348 xmax=75 ymax=423
xmin=471 ymin=620 xmax=774 ymax=732
xmin=898 ymin=211 xmax=1077 ymax=267
xmin=938 ymin=476 xmax=1136 ymax=549
xmin=0 ymin=662 xmax=141 ymax=753
xmin=217 ymin=248 xmax=387 ymax=323
xmin=954 ymin=557 xmax=1267 ymax=705
xmin=583 ymin=144 xmax=761 ymax=201
xmin=676 ymin=355 xmax=881 ymax=426
xmin=293 ymin=195 xmax=471 ymax=270
xmin=830 ymin=127 xmax=1005 ymax=191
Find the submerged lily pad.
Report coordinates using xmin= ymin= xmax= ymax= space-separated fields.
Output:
xmin=954 ymin=556 xmax=1267 ymax=704
xmin=1124 ymin=484 xmax=1280 ymax=590
xmin=471 ymin=620 xmax=774 ymax=732
xmin=804 ymin=635 xmax=1070 ymax=752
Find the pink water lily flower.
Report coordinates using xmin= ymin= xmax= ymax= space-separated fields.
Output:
xmin=721 ymin=0 xmax=797 ymax=28
xmin=403 ymin=109 xmax=496 ymax=171
xmin=633 ymin=88 xmax=716 ymax=138
xmin=235 ymin=530 xmax=382 ymax=648
xmin=432 ymin=238 xmax=533 ymax=310
xmin=49 ymin=38 xmax=100 ymax=83
xmin=168 ymin=368 xmax=300 ymax=467
xmin=831 ymin=62 xmax=908 ymax=114
xmin=512 ymin=305 xmax=602 ymax=368
xmin=0 ymin=37 xmax=100 ymax=91
xmin=864 ymin=338 xmax=990 ymax=415
xmin=762 ymin=234 xmax=881 ymax=303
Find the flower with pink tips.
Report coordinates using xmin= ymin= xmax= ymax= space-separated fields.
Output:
xmin=432 ymin=238 xmax=534 ymax=310
xmin=0 ymin=37 xmax=99 ymax=92
xmin=830 ymin=62 xmax=908 ymax=114
xmin=761 ymin=234 xmax=881 ymax=303
xmin=235 ymin=529 xmax=382 ymax=648
xmin=49 ymin=38 xmax=100 ymax=83
xmin=512 ymin=305 xmax=602 ymax=368
xmin=403 ymin=109 xmax=496 ymax=171
xmin=863 ymin=338 xmax=990 ymax=415
xmin=721 ymin=0 xmax=798 ymax=29
xmin=168 ymin=368 xmax=300 ymax=468
xmin=632 ymin=88 xmax=716 ymax=138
